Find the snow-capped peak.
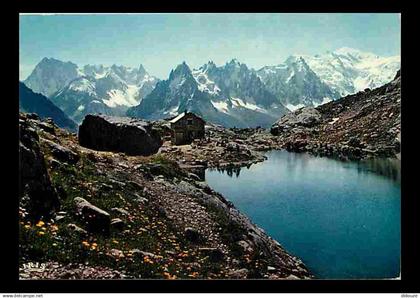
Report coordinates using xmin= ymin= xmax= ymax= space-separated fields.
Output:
xmin=304 ymin=48 xmax=400 ymax=96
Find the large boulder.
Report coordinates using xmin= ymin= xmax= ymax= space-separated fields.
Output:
xmin=184 ymin=227 xmax=201 ymax=243
xmin=74 ymin=197 xmax=111 ymax=235
xmin=78 ymin=114 xmax=162 ymax=156
xmin=271 ymin=107 xmax=322 ymax=135
xmin=198 ymin=247 xmax=224 ymax=262
xmin=19 ymin=115 xmax=60 ymax=219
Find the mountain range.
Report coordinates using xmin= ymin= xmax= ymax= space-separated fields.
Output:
xmin=22 ymin=48 xmax=400 ymax=128
xmin=127 ymin=60 xmax=289 ymax=128
xmin=24 ymin=58 xmax=159 ymax=123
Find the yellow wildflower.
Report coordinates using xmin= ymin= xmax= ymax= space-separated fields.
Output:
xmin=36 ymin=220 xmax=45 ymax=227
xmin=38 ymin=231 xmax=45 ymax=236
xmin=143 ymin=256 xmax=154 ymax=264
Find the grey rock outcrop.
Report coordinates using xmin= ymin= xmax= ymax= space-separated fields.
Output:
xmin=78 ymin=114 xmax=162 ymax=156
xmin=74 ymin=197 xmax=111 ymax=235
xmin=42 ymin=139 xmax=80 ymax=164
xmin=19 ymin=115 xmax=60 ymax=219
xmin=271 ymin=107 xmax=322 ymax=135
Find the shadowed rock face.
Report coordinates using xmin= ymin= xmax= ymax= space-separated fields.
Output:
xmin=19 ymin=115 xmax=60 ymax=219
xmin=78 ymin=114 xmax=163 ymax=156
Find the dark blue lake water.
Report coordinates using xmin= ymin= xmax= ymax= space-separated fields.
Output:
xmin=205 ymin=150 xmax=401 ymax=279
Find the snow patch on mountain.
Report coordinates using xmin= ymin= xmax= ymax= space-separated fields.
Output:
xmin=103 ymin=86 xmax=140 ymax=108
xmin=68 ymin=77 xmax=97 ymax=96
xmin=211 ymin=100 xmax=229 ymax=113
xmin=231 ymin=97 xmax=265 ymax=112
xmin=286 ymin=103 xmax=305 ymax=111
xmin=167 ymin=105 xmax=180 ymax=116
xmin=192 ymin=69 xmax=221 ymax=95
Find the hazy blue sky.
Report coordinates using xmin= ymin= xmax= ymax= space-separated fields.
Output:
xmin=19 ymin=13 xmax=401 ymax=80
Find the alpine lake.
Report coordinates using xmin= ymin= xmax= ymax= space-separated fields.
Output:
xmin=205 ymin=150 xmax=401 ymax=279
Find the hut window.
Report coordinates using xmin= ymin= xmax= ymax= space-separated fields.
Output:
xmin=187 ymin=119 xmax=193 ymax=125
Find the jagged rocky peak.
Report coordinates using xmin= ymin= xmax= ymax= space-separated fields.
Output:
xmin=225 ymin=58 xmax=246 ymax=70
xmin=170 ymin=61 xmax=192 ymax=78
xmin=39 ymin=57 xmax=78 ymax=68
xmin=207 ymin=60 xmax=216 ymax=67
xmin=283 ymin=55 xmax=315 ymax=74
xmin=82 ymin=64 xmax=106 ymax=77
xmin=138 ymin=64 xmax=147 ymax=78
xmin=24 ymin=57 xmax=80 ymax=97
xmin=285 ymin=55 xmax=306 ymax=64
xmin=228 ymin=58 xmax=241 ymax=65
xmin=199 ymin=60 xmax=217 ymax=73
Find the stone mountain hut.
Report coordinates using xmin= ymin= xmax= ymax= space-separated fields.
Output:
xmin=169 ymin=112 xmax=205 ymax=145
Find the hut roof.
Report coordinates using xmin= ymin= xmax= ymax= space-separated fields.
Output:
xmin=169 ymin=112 xmax=186 ymax=123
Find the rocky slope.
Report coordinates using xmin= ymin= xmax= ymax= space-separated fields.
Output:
xmin=19 ymin=113 xmax=312 ymax=280
xmin=270 ymin=70 xmax=401 ymax=160
xmin=24 ymin=58 xmax=159 ymax=123
xmin=19 ymin=82 xmax=78 ymax=132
